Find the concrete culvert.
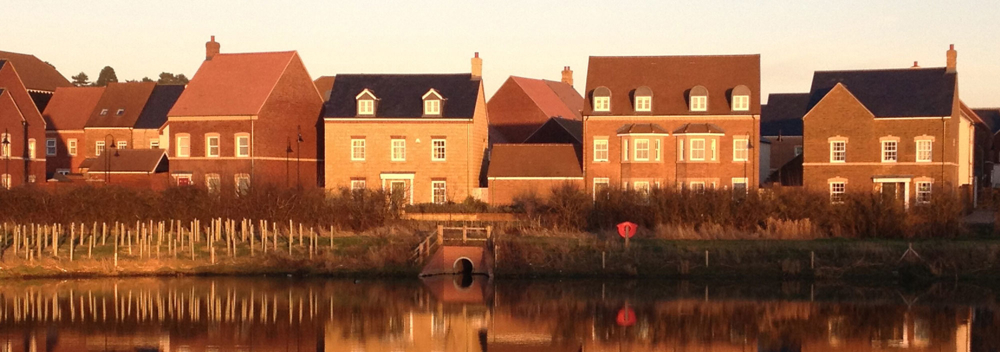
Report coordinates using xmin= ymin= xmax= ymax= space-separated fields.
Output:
xmin=454 ymin=258 xmax=474 ymax=275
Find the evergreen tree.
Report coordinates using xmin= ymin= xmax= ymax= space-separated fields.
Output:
xmin=95 ymin=66 xmax=118 ymax=87
xmin=71 ymin=72 xmax=90 ymax=86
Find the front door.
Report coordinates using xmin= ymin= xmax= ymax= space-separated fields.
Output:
xmin=874 ymin=179 xmax=910 ymax=207
xmin=389 ymin=180 xmax=409 ymax=204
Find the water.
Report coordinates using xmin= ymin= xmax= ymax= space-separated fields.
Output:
xmin=0 ymin=277 xmax=995 ymax=351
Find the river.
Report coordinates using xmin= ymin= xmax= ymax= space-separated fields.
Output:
xmin=0 ymin=276 xmax=995 ymax=351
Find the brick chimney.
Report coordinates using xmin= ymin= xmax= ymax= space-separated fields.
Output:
xmin=911 ymin=61 xmax=920 ymax=69
xmin=561 ymin=66 xmax=573 ymax=86
xmin=206 ymin=36 xmax=220 ymax=61
xmin=471 ymin=52 xmax=482 ymax=78
xmin=946 ymin=44 xmax=957 ymax=73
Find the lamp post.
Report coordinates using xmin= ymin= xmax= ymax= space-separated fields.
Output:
xmin=2 ymin=128 xmax=9 ymax=189
xmin=104 ymin=134 xmax=119 ymax=184
xmin=285 ymin=138 xmax=292 ymax=188
xmin=296 ymin=125 xmax=303 ymax=188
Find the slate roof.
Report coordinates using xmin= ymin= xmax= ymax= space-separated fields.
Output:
xmin=135 ymin=85 xmax=184 ymax=129
xmin=314 ymin=75 xmax=336 ymax=101
xmin=0 ymin=51 xmax=72 ymax=92
xmin=584 ymin=55 xmax=761 ymax=115
xmin=87 ymin=149 xmax=167 ymax=173
xmin=617 ymin=123 xmax=670 ymax=135
xmin=324 ymin=74 xmax=480 ymax=118
xmin=524 ymin=117 xmax=582 ymax=145
xmin=973 ymin=108 xmax=1000 ymax=134
xmin=672 ymin=123 xmax=725 ymax=134
xmin=761 ymin=93 xmax=810 ymax=136
xmin=169 ymin=51 xmax=298 ymax=117
xmin=487 ymin=144 xmax=582 ymax=178
xmin=808 ymin=67 xmax=956 ymax=118
xmin=84 ymin=82 xmax=156 ymax=128
xmin=41 ymin=87 xmax=105 ymax=130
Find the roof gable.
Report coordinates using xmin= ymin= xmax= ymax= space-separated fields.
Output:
xmin=88 ymin=149 xmax=167 ymax=173
xmin=583 ymin=55 xmax=761 ymax=115
xmin=84 ymin=82 xmax=157 ymax=128
xmin=168 ymin=51 xmax=296 ymax=117
xmin=135 ymin=85 xmax=184 ymax=129
xmin=808 ymin=67 xmax=956 ymax=118
xmin=42 ymin=87 xmax=105 ymax=130
xmin=0 ymin=60 xmax=45 ymax=127
xmin=511 ymin=76 xmax=582 ymax=120
xmin=524 ymin=117 xmax=582 ymax=145
xmin=761 ymin=93 xmax=810 ymax=136
xmin=314 ymin=75 xmax=336 ymax=101
xmin=487 ymin=144 xmax=582 ymax=178
xmin=0 ymin=51 xmax=72 ymax=92
xmin=324 ymin=74 xmax=480 ymax=118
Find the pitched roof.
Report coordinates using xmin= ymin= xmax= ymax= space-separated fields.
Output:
xmin=761 ymin=93 xmax=810 ymax=136
xmin=0 ymin=51 xmax=72 ymax=92
xmin=524 ymin=117 xmax=582 ymax=145
xmin=135 ymin=85 xmax=184 ymax=129
xmin=488 ymin=144 xmax=582 ymax=178
xmin=672 ymin=123 xmax=725 ymax=134
xmin=87 ymin=149 xmax=167 ymax=173
xmin=324 ymin=74 xmax=480 ymax=118
xmin=510 ymin=76 xmax=582 ymax=120
xmin=84 ymin=82 xmax=157 ymax=128
xmin=169 ymin=51 xmax=297 ymax=117
xmin=808 ymin=67 xmax=956 ymax=118
xmin=41 ymin=87 xmax=106 ymax=130
xmin=314 ymin=75 xmax=336 ymax=101
xmin=583 ymin=55 xmax=761 ymax=115
xmin=974 ymin=108 xmax=1000 ymax=133
xmin=617 ymin=123 xmax=669 ymax=135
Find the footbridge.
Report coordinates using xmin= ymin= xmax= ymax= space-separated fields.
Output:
xmin=413 ymin=225 xmax=495 ymax=277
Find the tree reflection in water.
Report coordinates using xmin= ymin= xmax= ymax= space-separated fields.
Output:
xmin=0 ymin=278 xmax=996 ymax=351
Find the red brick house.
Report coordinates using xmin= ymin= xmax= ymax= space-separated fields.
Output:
xmin=82 ymin=82 xmax=183 ymax=158
xmin=801 ymin=45 xmax=984 ymax=206
xmin=761 ymin=93 xmax=809 ymax=185
xmin=0 ymin=60 xmax=47 ymax=188
xmin=0 ymin=50 xmax=73 ymax=112
xmin=322 ymin=55 xmax=488 ymax=204
xmin=581 ymin=55 xmax=762 ymax=196
xmin=40 ymin=86 xmax=105 ymax=176
xmin=167 ymin=37 xmax=324 ymax=192
xmin=487 ymin=69 xmax=582 ymax=144
xmin=487 ymin=144 xmax=582 ymax=204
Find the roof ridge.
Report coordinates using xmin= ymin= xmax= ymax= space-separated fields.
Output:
xmin=335 ymin=73 xmax=471 ymax=76
xmin=816 ymin=67 xmax=948 ymax=74
xmin=216 ymin=50 xmax=297 ymax=56
xmin=590 ymin=54 xmax=760 ymax=59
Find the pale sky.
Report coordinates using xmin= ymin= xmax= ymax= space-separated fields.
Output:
xmin=4 ymin=0 xmax=999 ymax=106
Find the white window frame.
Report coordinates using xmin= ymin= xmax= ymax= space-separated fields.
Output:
xmin=732 ymin=177 xmax=748 ymax=194
xmin=881 ymin=140 xmax=898 ymax=163
xmin=351 ymin=139 xmax=366 ymax=161
xmin=830 ymin=182 xmax=846 ymax=203
xmin=593 ymin=139 xmax=609 ymax=162
xmin=732 ymin=95 xmax=750 ymax=111
xmin=175 ymin=135 xmax=190 ymax=158
xmin=593 ymin=177 xmax=610 ymax=200
xmin=205 ymin=174 xmax=221 ymax=194
xmin=635 ymin=96 xmax=651 ymax=112
xmin=678 ymin=138 xmax=684 ymax=161
xmin=206 ymin=134 xmax=220 ymax=157
xmin=116 ymin=108 xmax=125 ymax=116
xmin=358 ymin=99 xmax=374 ymax=116
xmin=96 ymin=141 xmax=107 ymax=156
xmin=830 ymin=141 xmax=846 ymax=163
xmin=351 ymin=179 xmax=366 ymax=191
xmin=916 ymin=140 xmax=932 ymax=162
xmin=0 ymin=174 xmax=10 ymax=189
xmin=391 ymin=139 xmax=406 ymax=161
xmin=116 ymin=141 xmax=127 ymax=150
xmin=690 ymin=95 xmax=707 ymax=112
xmin=655 ymin=139 xmax=661 ymax=161
xmin=99 ymin=109 xmax=108 ymax=116
xmin=633 ymin=181 xmax=650 ymax=194
xmin=690 ymin=139 xmax=706 ymax=161
xmin=733 ymin=138 xmax=748 ymax=161
xmin=594 ymin=97 xmax=610 ymax=112
xmin=424 ymin=99 xmax=441 ymax=115
xmin=621 ymin=139 xmax=629 ymax=161
xmin=28 ymin=139 xmax=37 ymax=158
xmin=431 ymin=139 xmax=446 ymax=161
xmin=0 ymin=133 xmax=10 ymax=158
xmin=234 ymin=174 xmax=251 ymax=195
xmin=689 ymin=181 xmax=706 ymax=193
xmin=916 ymin=182 xmax=932 ymax=203
xmin=235 ymin=134 xmax=250 ymax=158
xmin=432 ymin=181 xmax=447 ymax=204
xmin=711 ymin=139 xmax=717 ymax=161
xmin=634 ymin=139 xmax=650 ymax=161
xmin=68 ymin=138 xmax=78 ymax=156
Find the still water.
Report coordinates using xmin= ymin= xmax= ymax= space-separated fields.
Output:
xmin=0 ymin=276 xmax=995 ymax=351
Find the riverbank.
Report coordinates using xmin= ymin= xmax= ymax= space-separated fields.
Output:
xmin=5 ymin=235 xmax=1000 ymax=282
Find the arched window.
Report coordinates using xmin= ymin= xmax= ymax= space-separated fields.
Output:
xmin=732 ymin=85 xmax=751 ymax=111
xmin=689 ymin=85 xmax=708 ymax=112
xmin=593 ymin=86 xmax=611 ymax=112
xmin=634 ymin=86 xmax=652 ymax=112
xmin=355 ymin=89 xmax=377 ymax=116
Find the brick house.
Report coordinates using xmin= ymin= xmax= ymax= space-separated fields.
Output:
xmin=85 ymin=149 xmax=170 ymax=189
xmin=487 ymin=69 xmax=581 ymax=144
xmin=801 ymin=45 xmax=984 ymax=206
xmin=40 ymin=86 xmax=105 ymax=176
xmin=0 ymin=50 xmax=73 ymax=112
xmin=322 ymin=55 xmax=488 ymax=204
xmin=760 ymin=93 xmax=809 ymax=185
xmin=581 ymin=55 xmax=762 ymax=196
xmin=82 ymin=82 xmax=183 ymax=157
xmin=0 ymin=60 xmax=47 ymax=188
xmin=167 ymin=37 xmax=324 ymax=192
xmin=487 ymin=144 xmax=582 ymax=204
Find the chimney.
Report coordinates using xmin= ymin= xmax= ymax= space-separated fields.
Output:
xmin=471 ymin=52 xmax=482 ymax=78
xmin=561 ymin=66 xmax=574 ymax=86
xmin=911 ymin=61 xmax=920 ymax=69
xmin=946 ymin=44 xmax=957 ymax=73
xmin=206 ymin=35 xmax=220 ymax=61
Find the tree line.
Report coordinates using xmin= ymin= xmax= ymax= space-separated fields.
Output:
xmin=71 ymin=67 xmax=189 ymax=87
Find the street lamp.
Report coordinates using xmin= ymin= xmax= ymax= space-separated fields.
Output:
xmin=296 ymin=125 xmax=303 ymax=188
xmin=2 ymin=128 xmax=9 ymax=189
xmin=104 ymin=134 xmax=119 ymax=184
xmin=285 ymin=138 xmax=293 ymax=188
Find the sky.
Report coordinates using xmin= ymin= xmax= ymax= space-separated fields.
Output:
xmin=3 ymin=0 xmax=999 ymax=106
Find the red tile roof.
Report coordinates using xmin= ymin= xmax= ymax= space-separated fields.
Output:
xmin=511 ymin=76 xmax=582 ymax=120
xmin=87 ymin=149 xmax=167 ymax=173
xmin=169 ymin=51 xmax=297 ymax=117
xmin=84 ymin=82 xmax=156 ymax=128
xmin=42 ymin=87 xmax=105 ymax=130
xmin=584 ymin=55 xmax=761 ymax=115
xmin=0 ymin=51 xmax=72 ymax=92
xmin=488 ymin=144 xmax=582 ymax=178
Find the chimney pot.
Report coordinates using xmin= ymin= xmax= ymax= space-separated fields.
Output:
xmin=561 ymin=66 xmax=574 ymax=87
xmin=206 ymin=35 xmax=221 ymax=61
xmin=471 ymin=52 xmax=483 ymax=77
xmin=946 ymin=44 xmax=957 ymax=73
xmin=911 ymin=61 xmax=919 ymax=68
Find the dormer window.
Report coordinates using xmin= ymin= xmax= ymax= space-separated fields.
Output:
xmin=355 ymin=89 xmax=377 ymax=116
xmin=116 ymin=108 xmax=125 ymax=116
xmin=731 ymin=85 xmax=751 ymax=111
xmin=422 ymin=89 xmax=443 ymax=116
xmin=100 ymin=109 xmax=108 ymax=116
xmin=689 ymin=85 xmax=708 ymax=112
xmin=593 ymin=86 xmax=611 ymax=112
xmin=634 ymin=86 xmax=652 ymax=112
